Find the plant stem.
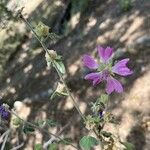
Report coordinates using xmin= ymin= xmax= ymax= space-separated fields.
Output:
xmin=19 ymin=14 xmax=102 ymax=147
xmin=11 ymin=110 xmax=79 ymax=150
xmin=1 ymin=129 xmax=11 ymax=150
xmin=19 ymin=14 xmax=86 ymax=122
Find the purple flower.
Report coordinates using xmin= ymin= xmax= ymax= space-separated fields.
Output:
xmin=82 ymin=54 xmax=98 ymax=69
xmin=0 ymin=104 xmax=10 ymax=120
xmin=83 ymin=46 xmax=133 ymax=94
xmin=112 ymin=58 xmax=133 ymax=76
xmin=97 ymin=46 xmax=113 ymax=63
xmin=106 ymin=77 xmax=123 ymax=94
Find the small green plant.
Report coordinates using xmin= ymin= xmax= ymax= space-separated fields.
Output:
xmin=119 ymin=0 xmax=132 ymax=11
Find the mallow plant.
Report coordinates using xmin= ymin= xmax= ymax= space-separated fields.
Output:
xmin=0 ymin=11 xmax=135 ymax=150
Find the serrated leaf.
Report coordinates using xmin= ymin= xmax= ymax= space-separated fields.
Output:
xmin=55 ymin=61 xmax=66 ymax=74
xmin=34 ymin=144 xmax=42 ymax=150
xmin=121 ymin=142 xmax=135 ymax=150
xmin=79 ymin=136 xmax=99 ymax=150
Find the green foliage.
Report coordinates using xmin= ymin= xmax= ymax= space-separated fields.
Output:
xmin=99 ymin=94 xmax=109 ymax=104
xmin=54 ymin=60 xmax=66 ymax=74
xmin=119 ymin=0 xmax=132 ymax=11
xmin=85 ymin=115 xmax=100 ymax=128
xmin=35 ymin=22 xmax=49 ymax=38
xmin=50 ymin=90 xmax=68 ymax=100
xmin=91 ymin=94 xmax=108 ymax=114
xmin=23 ymin=124 xmax=35 ymax=134
xmin=79 ymin=136 xmax=99 ymax=150
xmin=37 ymin=119 xmax=58 ymax=128
xmin=46 ymin=119 xmax=58 ymax=127
xmin=0 ymin=1 xmax=15 ymax=29
xmin=34 ymin=144 xmax=42 ymax=150
xmin=12 ymin=117 xmax=22 ymax=126
xmin=48 ymin=143 xmax=58 ymax=150
xmin=121 ymin=141 xmax=135 ymax=150
xmin=101 ymin=131 xmax=112 ymax=138
xmin=45 ymin=50 xmax=66 ymax=75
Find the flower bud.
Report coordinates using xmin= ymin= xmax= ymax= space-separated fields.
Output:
xmin=35 ymin=22 xmax=49 ymax=38
xmin=12 ymin=117 xmax=22 ymax=126
xmin=45 ymin=50 xmax=57 ymax=61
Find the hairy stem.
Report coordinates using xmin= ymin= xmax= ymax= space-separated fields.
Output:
xmin=19 ymin=14 xmax=103 ymax=148
xmin=19 ymin=14 xmax=86 ymax=121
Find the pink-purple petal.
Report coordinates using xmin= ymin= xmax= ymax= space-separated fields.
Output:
xmin=106 ymin=77 xmax=123 ymax=94
xmin=106 ymin=78 xmax=114 ymax=94
xmin=93 ymin=77 xmax=102 ymax=86
xmin=97 ymin=46 xmax=113 ymax=63
xmin=83 ymin=54 xmax=98 ymax=69
xmin=112 ymin=58 xmax=133 ymax=76
xmin=84 ymin=72 xmax=102 ymax=86
xmin=113 ymin=78 xmax=123 ymax=93
xmin=84 ymin=72 xmax=100 ymax=80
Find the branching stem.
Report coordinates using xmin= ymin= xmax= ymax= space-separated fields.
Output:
xmin=20 ymin=14 xmax=86 ymax=122
xmin=11 ymin=110 xmax=79 ymax=150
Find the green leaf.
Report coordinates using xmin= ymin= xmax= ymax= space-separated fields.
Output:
xmin=121 ymin=141 xmax=135 ymax=150
xmin=79 ymin=136 xmax=99 ymax=150
xmin=50 ymin=91 xmax=68 ymax=100
xmin=99 ymin=94 xmax=109 ymax=104
xmin=101 ymin=131 xmax=112 ymax=137
xmin=48 ymin=143 xmax=58 ymax=150
xmin=23 ymin=124 xmax=35 ymax=134
xmin=50 ymin=91 xmax=57 ymax=100
xmin=37 ymin=119 xmax=58 ymax=127
xmin=55 ymin=55 xmax=62 ymax=60
xmin=56 ymin=91 xmax=69 ymax=97
xmin=46 ymin=119 xmax=58 ymax=127
xmin=55 ymin=61 xmax=66 ymax=74
xmin=34 ymin=144 xmax=42 ymax=150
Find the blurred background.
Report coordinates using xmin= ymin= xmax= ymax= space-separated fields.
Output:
xmin=0 ymin=0 xmax=150 ymax=149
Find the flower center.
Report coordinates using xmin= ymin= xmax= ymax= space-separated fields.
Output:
xmin=101 ymin=70 xmax=110 ymax=80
